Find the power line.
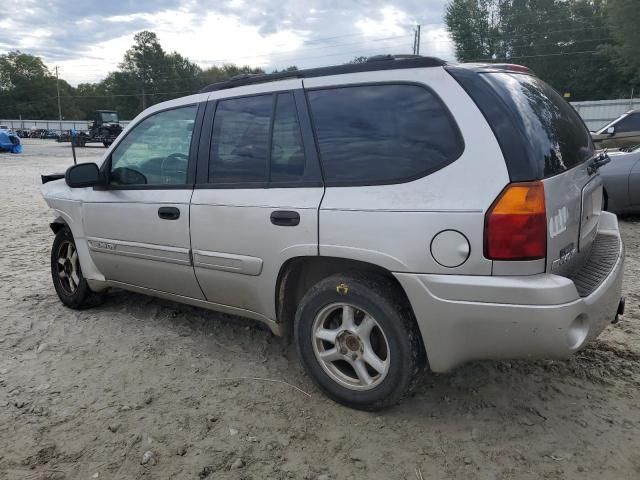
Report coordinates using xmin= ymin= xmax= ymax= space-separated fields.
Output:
xmin=471 ymin=50 xmax=599 ymax=62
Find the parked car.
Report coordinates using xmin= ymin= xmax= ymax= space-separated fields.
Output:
xmin=41 ymin=56 xmax=625 ymax=410
xmin=592 ymin=109 xmax=640 ymax=149
xmin=40 ymin=129 xmax=59 ymax=140
xmin=600 ymin=144 xmax=640 ymax=214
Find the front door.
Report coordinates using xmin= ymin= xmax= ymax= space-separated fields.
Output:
xmin=84 ymin=103 xmax=205 ymax=299
xmin=190 ymin=82 xmax=324 ymax=320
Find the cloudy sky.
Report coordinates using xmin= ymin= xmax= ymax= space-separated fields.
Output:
xmin=0 ymin=0 xmax=454 ymax=86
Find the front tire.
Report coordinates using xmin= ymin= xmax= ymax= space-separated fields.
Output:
xmin=294 ymin=273 xmax=424 ymax=410
xmin=51 ymin=228 xmax=104 ymax=309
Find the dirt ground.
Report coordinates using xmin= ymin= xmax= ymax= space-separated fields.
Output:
xmin=1 ymin=139 xmax=639 ymax=480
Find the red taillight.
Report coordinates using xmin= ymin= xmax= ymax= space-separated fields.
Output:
xmin=484 ymin=181 xmax=546 ymax=260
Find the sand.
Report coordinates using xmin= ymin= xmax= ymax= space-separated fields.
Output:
xmin=1 ymin=139 xmax=639 ymax=479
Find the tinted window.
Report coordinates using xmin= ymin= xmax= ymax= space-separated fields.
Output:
xmin=110 ymin=105 xmax=197 ymax=186
xmin=209 ymin=95 xmax=272 ymax=184
xmin=271 ymin=93 xmax=305 ymax=183
xmin=615 ymin=113 xmax=640 ymax=133
xmin=481 ymin=73 xmax=593 ymax=178
xmin=307 ymin=84 xmax=463 ymax=185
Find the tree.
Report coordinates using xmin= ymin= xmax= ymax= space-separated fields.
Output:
xmin=198 ymin=64 xmax=264 ymax=86
xmin=444 ymin=0 xmax=634 ymax=100
xmin=0 ymin=51 xmax=59 ymax=118
xmin=607 ymin=0 xmax=640 ymax=87
xmin=444 ymin=0 xmax=502 ymax=62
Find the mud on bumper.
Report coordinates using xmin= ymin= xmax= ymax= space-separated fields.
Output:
xmin=395 ymin=212 xmax=625 ymax=373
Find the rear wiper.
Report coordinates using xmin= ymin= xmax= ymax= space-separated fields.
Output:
xmin=587 ymin=150 xmax=610 ymax=175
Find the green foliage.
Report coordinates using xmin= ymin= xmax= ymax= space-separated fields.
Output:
xmin=0 ymin=31 xmax=265 ymax=120
xmin=607 ymin=0 xmax=640 ymax=83
xmin=0 ymin=51 xmax=58 ymax=118
xmin=444 ymin=0 xmax=639 ymax=100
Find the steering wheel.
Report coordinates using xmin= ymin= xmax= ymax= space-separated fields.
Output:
xmin=161 ymin=153 xmax=189 ymax=184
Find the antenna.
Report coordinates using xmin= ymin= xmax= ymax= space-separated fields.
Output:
xmin=70 ymin=129 xmax=77 ymax=165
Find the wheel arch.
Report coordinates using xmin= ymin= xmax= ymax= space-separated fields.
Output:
xmin=275 ymin=256 xmax=424 ymax=348
xmin=49 ymin=216 xmax=69 ymax=234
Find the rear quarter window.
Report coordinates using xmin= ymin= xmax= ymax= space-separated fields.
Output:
xmin=306 ymin=84 xmax=464 ymax=186
xmin=480 ymin=73 xmax=594 ymax=180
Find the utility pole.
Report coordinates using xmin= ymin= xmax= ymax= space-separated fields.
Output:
xmin=412 ymin=25 xmax=421 ymax=55
xmin=141 ymin=45 xmax=147 ymax=110
xmin=55 ymin=66 xmax=63 ymax=134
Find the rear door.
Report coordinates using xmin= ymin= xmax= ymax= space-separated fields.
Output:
xmin=83 ymin=102 xmax=205 ymax=298
xmin=190 ymin=80 xmax=324 ymax=321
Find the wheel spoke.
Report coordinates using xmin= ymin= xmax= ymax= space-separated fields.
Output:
xmin=355 ymin=315 xmax=376 ymax=339
xmin=68 ymin=274 xmax=77 ymax=290
xmin=318 ymin=348 xmax=342 ymax=363
xmin=71 ymin=250 xmax=78 ymax=265
xmin=71 ymin=271 xmax=80 ymax=287
xmin=351 ymin=358 xmax=373 ymax=385
xmin=341 ymin=305 xmax=355 ymax=330
xmin=66 ymin=245 xmax=75 ymax=261
xmin=58 ymin=258 xmax=65 ymax=267
xmin=58 ymin=270 xmax=66 ymax=279
xmin=363 ymin=349 xmax=386 ymax=375
xmin=315 ymin=328 xmax=339 ymax=345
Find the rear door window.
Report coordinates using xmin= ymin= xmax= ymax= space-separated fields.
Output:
xmin=209 ymin=95 xmax=272 ymax=185
xmin=208 ymin=92 xmax=313 ymax=186
xmin=306 ymin=84 xmax=463 ymax=186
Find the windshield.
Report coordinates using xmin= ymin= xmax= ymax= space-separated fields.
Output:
xmin=596 ymin=114 xmax=627 ymax=134
xmin=481 ymin=72 xmax=594 ymax=178
xmin=100 ymin=112 xmax=119 ymax=123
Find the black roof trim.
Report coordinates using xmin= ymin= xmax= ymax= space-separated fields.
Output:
xmin=199 ymin=55 xmax=447 ymax=93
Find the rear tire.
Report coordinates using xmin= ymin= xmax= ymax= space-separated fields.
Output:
xmin=51 ymin=227 xmax=104 ymax=309
xmin=294 ymin=273 xmax=424 ymax=410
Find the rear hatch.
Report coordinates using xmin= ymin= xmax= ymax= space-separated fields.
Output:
xmin=449 ymin=67 xmax=600 ymax=275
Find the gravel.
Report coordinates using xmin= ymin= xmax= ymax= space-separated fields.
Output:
xmin=0 ymin=139 xmax=639 ymax=479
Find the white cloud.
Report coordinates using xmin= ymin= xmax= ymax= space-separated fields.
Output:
xmin=4 ymin=1 xmax=455 ymax=86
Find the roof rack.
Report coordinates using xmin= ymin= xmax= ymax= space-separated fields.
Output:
xmin=199 ymin=55 xmax=447 ymax=93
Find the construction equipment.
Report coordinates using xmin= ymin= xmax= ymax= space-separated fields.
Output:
xmin=62 ymin=110 xmax=123 ymax=147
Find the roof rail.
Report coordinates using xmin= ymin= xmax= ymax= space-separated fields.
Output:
xmin=199 ymin=55 xmax=447 ymax=93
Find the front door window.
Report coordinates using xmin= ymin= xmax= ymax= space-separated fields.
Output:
xmin=109 ymin=105 xmax=198 ymax=186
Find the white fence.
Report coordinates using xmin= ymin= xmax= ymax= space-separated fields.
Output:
xmin=571 ymin=98 xmax=640 ymax=131
xmin=0 ymin=119 xmax=130 ymax=134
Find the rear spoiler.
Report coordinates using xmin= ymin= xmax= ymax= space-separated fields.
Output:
xmin=41 ymin=173 xmax=65 ymax=184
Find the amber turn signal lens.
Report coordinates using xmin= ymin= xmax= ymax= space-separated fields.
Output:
xmin=484 ymin=181 xmax=547 ymax=260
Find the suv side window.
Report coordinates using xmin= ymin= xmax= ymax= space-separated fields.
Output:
xmin=307 ymin=84 xmax=464 ymax=186
xmin=616 ymin=113 xmax=640 ymax=133
xmin=209 ymin=95 xmax=272 ymax=185
xmin=109 ymin=105 xmax=198 ymax=186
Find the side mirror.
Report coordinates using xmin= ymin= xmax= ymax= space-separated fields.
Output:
xmin=65 ymin=162 xmax=101 ymax=188
xmin=607 ymin=126 xmax=615 ymax=135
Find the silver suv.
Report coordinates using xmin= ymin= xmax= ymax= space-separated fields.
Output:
xmin=41 ymin=56 xmax=625 ymax=410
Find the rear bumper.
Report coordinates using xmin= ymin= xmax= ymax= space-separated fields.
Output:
xmin=395 ymin=212 xmax=625 ymax=373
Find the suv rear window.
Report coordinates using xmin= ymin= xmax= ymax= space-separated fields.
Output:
xmin=307 ymin=84 xmax=463 ymax=186
xmin=449 ymin=67 xmax=594 ymax=180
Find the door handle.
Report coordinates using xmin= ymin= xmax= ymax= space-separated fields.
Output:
xmin=158 ymin=206 xmax=180 ymax=220
xmin=270 ymin=210 xmax=300 ymax=226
